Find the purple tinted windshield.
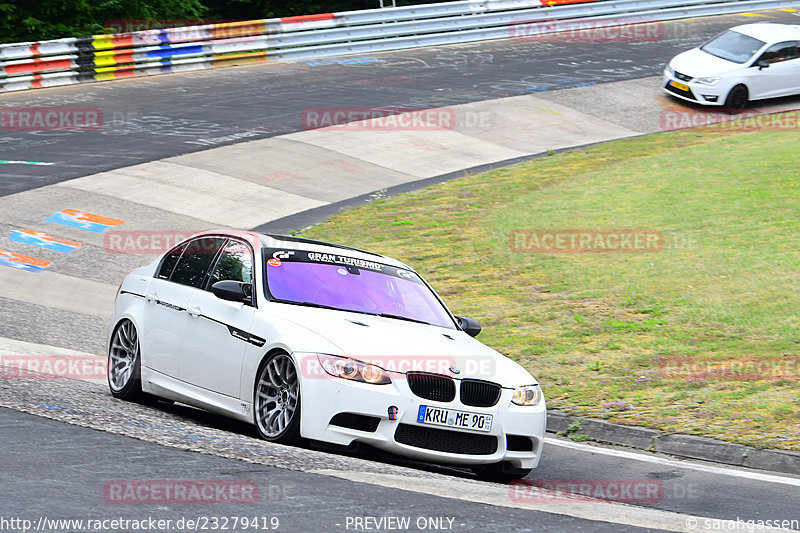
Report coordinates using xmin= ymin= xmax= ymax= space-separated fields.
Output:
xmin=266 ymin=260 xmax=455 ymax=329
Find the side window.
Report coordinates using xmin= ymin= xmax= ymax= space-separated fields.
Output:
xmin=758 ymin=42 xmax=799 ymax=64
xmin=206 ymin=240 xmax=254 ymax=289
xmin=156 ymin=242 xmax=187 ymax=279
xmin=170 ymin=237 xmax=226 ymax=288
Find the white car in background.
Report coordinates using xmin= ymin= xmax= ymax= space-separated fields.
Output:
xmin=107 ymin=231 xmax=546 ymax=480
xmin=664 ymin=23 xmax=800 ymax=108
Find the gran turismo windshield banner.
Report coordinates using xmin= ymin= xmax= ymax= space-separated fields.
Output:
xmin=263 ymin=248 xmax=454 ymax=329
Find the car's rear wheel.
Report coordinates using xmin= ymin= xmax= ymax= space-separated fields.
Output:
xmin=724 ymin=85 xmax=749 ymax=111
xmin=108 ymin=319 xmax=146 ymax=401
xmin=254 ymin=352 xmax=301 ymax=443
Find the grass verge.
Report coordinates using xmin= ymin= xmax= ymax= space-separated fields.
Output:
xmin=301 ymin=119 xmax=799 ymax=450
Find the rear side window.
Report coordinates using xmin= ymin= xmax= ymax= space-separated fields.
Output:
xmin=170 ymin=237 xmax=226 ymax=288
xmin=758 ymin=41 xmax=800 ymax=64
xmin=157 ymin=242 xmax=187 ymax=279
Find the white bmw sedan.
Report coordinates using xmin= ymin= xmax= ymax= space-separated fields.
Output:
xmin=664 ymin=23 xmax=800 ymax=108
xmin=108 ymin=231 xmax=545 ymax=479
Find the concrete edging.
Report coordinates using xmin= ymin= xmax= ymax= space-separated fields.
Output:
xmin=547 ymin=410 xmax=800 ymax=475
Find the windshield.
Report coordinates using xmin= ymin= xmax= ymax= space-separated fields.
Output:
xmin=264 ymin=249 xmax=456 ymax=329
xmin=700 ymin=30 xmax=765 ymax=64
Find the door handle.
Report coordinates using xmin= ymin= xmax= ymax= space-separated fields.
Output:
xmin=187 ymin=306 xmax=201 ymax=318
xmin=145 ymin=292 xmax=158 ymax=303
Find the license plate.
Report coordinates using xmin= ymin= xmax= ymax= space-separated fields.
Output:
xmin=417 ymin=405 xmax=493 ymax=433
xmin=670 ymin=80 xmax=689 ymax=92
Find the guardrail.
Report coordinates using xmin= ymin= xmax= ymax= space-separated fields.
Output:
xmin=0 ymin=0 xmax=796 ymax=93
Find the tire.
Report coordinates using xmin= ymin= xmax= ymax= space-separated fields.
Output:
xmin=724 ymin=85 xmax=749 ymax=112
xmin=472 ymin=462 xmax=532 ymax=483
xmin=254 ymin=352 xmax=301 ymax=444
xmin=107 ymin=319 xmax=148 ymax=402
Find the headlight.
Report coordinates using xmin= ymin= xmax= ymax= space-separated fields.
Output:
xmin=317 ymin=354 xmax=391 ymax=385
xmin=664 ymin=65 xmax=674 ymax=76
xmin=694 ymin=77 xmax=720 ymax=86
xmin=512 ymin=384 xmax=542 ymax=406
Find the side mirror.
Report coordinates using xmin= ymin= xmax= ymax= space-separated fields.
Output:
xmin=211 ymin=280 xmax=252 ymax=305
xmin=455 ymin=315 xmax=482 ymax=337
xmin=756 ymin=59 xmax=769 ymax=69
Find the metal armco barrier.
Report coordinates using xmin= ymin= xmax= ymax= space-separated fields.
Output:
xmin=0 ymin=0 xmax=796 ymax=93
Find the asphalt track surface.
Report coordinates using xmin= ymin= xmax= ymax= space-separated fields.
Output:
xmin=1 ymin=407 xmax=663 ymax=533
xmin=1 ymin=9 xmax=798 ymax=197
xmin=3 ymin=8 xmax=800 ymax=533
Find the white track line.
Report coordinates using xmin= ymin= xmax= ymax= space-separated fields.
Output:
xmin=545 ymin=437 xmax=800 ymax=487
xmin=311 ymin=470 xmax=796 ymax=533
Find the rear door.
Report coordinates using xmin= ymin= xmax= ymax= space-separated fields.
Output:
xmin=140 ymin=236 xmax=226 ymax=378
xmin=180 ymin=238 xmax=258 ymax=398
xmin=747 ymin=41 xmax=800 ymax=99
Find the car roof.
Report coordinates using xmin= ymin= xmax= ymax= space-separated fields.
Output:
xmin=730 ymin=23 xmax=800 ymax=43
xmin=261 ymin=233 xmax=410 ymax=269
xmin=187 ymin=230 xmax=410 ymax=269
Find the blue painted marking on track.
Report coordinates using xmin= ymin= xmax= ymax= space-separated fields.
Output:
xmin=0 ymin=256 xmax=44 ymax=273
xmin=9 ymin=230 xmax=80 ymax=253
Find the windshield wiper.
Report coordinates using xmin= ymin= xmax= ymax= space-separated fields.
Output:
xmin=376 ymin=313 xmax=430 ymax=325
xmin=272 ymin=299 xmax=342 ymax=311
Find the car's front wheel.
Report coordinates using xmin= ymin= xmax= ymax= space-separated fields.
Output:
xmin=108 ymin=319 xmax=146 ymax=401
xmin=254 ymin=352 xmax=301 ymax=443
xmin=724 ymin=84 xmax=749 ymax=111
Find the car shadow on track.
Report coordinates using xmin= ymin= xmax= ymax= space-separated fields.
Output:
xmin=149 ymin=399 xmax=517 ymax=484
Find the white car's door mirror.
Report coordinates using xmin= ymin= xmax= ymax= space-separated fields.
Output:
xmin=755 ymin=59 xmax=770 ymax=70
xmin=455 ymin=315 xmax=482 ymax=337
xmin=211 ymin=280 xmax=252 ymax=305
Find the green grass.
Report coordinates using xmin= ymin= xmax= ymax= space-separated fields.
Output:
xmin=301 ymin=119 xmax=800 ymax=450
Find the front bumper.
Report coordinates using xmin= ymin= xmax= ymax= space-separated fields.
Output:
xmin=298 ymin=362 xmax=546 ymax=469
xmin=663 ymin=71 xmax=726 ymax=106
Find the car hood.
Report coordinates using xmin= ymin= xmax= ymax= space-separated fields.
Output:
xmin=272 ymin=305 xmax=537 ymax=387
xmin=670 ymin=48 xmax=743 ymax=77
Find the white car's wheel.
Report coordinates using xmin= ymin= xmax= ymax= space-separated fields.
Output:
xmin=254 ymin=352 xmax=301 ymax=443
xmin=725 ymin=85 xmax=749 ymax=111
xmin=108 ymin=320 xmax=146 ymax=401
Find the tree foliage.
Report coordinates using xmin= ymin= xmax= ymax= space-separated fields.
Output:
xmin=0 ymin=0 xmax=441 ymax=43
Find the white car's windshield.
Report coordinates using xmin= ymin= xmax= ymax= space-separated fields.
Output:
xmin=264 ymin=249 xmax=456 ymax=329
xmin=700 ymin=30 xmax=765 ymax=64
